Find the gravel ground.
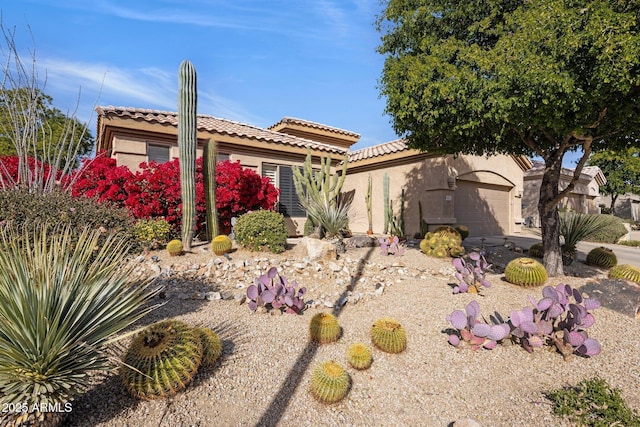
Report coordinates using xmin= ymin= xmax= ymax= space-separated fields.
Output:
xmin=58 ymin=238 xmax=640 ymax=427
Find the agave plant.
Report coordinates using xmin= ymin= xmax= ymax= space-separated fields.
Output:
xmin=559 ymin=211 xmax=608 ymax=263
xmin=0 ymin=224 xmax=158 ymax=414
xmin=298 ymin=191 xmax=353 ymax=239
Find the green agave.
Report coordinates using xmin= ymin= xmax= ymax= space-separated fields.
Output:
xmin=504 ymin=257 xmax=548 ymax=287
xmin=371 ymin=318 xmax=407 ymax=354
xmin=310 ymin=360 xmax=350 ymax=404
xmin=121 ymin=320 xmax=203 ymax=400
xmin=586 ymin=247 xmax=617 ymax=268
xmin=608 ymin=264 xmax=640 ymax=283
xmin=346 ymin=343 xmax=373 ymax=370
xmin=309 ymin=313 xmax=341 ymax=344
xmin=0 ymin=224 xmax=157 ymax=411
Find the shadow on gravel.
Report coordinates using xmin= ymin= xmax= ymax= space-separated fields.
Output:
xmin=253 ymin=246 xmax=376 ymax=427
xmin=580 ymin=279 xmax=640 ymax=319
xmin=62 ymin=319 xmax=245 ymax=427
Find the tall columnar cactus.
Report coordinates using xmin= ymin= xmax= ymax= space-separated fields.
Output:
xmin=178 ymin=60 xmax=198 ymax=251
xmin=366 ymin=173 xmax=373 ymax=233
xmin=383 ymin=173 xmax=390 ymax=234
xmin=292 ymin=148 xmax=348 ymax=205
xmin=203 ymin=138 xmax=218 ymax=241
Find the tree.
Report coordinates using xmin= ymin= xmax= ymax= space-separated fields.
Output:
xmin=0 ymin=88 xmax=94 ymax=168
xmin=376 ymin=0 xmax=640 ymax=276
xmin=587 ymin=149 xmax=640 ymax=214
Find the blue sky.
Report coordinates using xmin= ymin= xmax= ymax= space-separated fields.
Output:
xmin=1 ymin=0 xmax=398 ymax=150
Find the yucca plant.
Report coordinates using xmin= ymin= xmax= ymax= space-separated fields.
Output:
xmin=559 ymin=211 xmax=609 ymax=264
xmin=0 ymin=224 xmax=158 ymax=421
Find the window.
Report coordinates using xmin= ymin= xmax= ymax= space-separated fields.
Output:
xmin=217 ymin=152 xmax=230 ymax=162
xmin=262 ymin=163 xmax=305 ymax=217
xmin=148 ymin=144 xmax=170 ymax=163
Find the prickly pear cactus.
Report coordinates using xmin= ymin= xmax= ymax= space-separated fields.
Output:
xmin=196 ymin=327 xmax=223 ymax=368
xmin=210 ymin=235 xmax=232 ymax=255
xmin=310 ymin=360 xmax=350 ymax=404
xmin=608 ymin=264 xmax=640 ymax=283
xmin=504 ymin=257 xmax=547 ymax=287
xmin=166 ymin=239 xmax=184 ymax=256
xmin=346 ymin=343 xmax=372 ymax=370
xmin=586 ymin=247 xmax=617 ymax=268
xmin=371 ymin=317 xmax=407 ymax=354
xmin=121 ymin=320 xmax=203 ymax=400
xmin=309 ymin=313 xmax=341 ymax=344
xmin=528 ymin=243 xmax=544 ymax=258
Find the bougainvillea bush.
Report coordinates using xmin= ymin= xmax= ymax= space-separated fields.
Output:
xmin=71 ymin=154 xmax=279 ymax=237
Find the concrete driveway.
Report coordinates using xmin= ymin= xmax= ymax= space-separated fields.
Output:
xmin=464 ymin=229 xmax=640 ymax=268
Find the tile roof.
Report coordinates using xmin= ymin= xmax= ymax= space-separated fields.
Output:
xmin=268 ymin=117 xmax=360 ymax=139
xmin=96 ymin=106 xmax=348 ymax=155
xmin=348 ymin=139 xmax=410 ymax=162
xmin=525 ymin=161 xmax=605 ymax=183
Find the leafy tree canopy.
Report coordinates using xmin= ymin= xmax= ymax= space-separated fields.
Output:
xmin=377 ymin=0 xmax=640 ymax=275
xmin=587 ymin=148 xmax=640 ymax=212
xmin=0 ymin=88 xmax=94 ymax=168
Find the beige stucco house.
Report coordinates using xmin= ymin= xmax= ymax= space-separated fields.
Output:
xmin=96 ymin=106 xmax=532 ymax=237
xmin=522 ymin=162 xmax=606 ymax=227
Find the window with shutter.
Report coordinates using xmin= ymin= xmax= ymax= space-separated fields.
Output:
xmin=262 ymin=164 xmax=305 ymax=217
xmin=147 ymin=144 xmax=170 ymax=163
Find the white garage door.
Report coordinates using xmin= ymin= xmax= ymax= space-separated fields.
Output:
xmin=454 ymin=180 xmax=512 ymax=237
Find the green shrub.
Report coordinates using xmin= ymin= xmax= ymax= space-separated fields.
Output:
xmin=582 ymin=214 xmax=628 ymax=243
xmin=234 ymin=210 xmax=287 ymax=253
xmin=133 ymin=218 xmax=173 ymax=249
xmin=618 ymin=240 xmax=640 ymax=247
xmin=0 ymin=189 xmax=140 ymax=254
xmin=545 ymin=377 xmax=640 ymax=426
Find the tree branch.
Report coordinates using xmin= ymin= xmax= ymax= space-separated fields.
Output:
xmin=550 ymin=135 xmax=593 ymax=205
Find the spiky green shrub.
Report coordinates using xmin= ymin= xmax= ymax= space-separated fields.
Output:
xmin=528 ymin=242 xmax=544 ymax=258
xmin=166 ymin=239 xmax=184 ymax=256
xmin=582 ymin=215 xmax=629 ymax=244
xmin=371 ymin=318 xmax=407 ymax=354
xmin=504 ymin=257 xmax=548 ymax=287
xmin=121 ymin=320 xmax=203 ymax=400
xmin=546 ymin=377 xmax=640 ymax=426
xmin=346 ymin=343 xmax=373 ymax=370
xmin=210 ymin=234 xmax=232 ymax=255
xmin=234 ymin=210 xmax=287 ymax=253
xmin=133 ymin=218 xmax=172 ymax=249
xmin=309 ymin=360 xmax=351 ymax=404
xmin=309 ymin=313 xmax=341 ymax=344
xmin=196 ymin=327 xmax=222 ymax=368
xmin=0 ymin=224 xmax=157 ymax=414
xmin=608 ymin=264 xmax=640 ymax=283
xmin=0 ymin=188 xmax=139 ymax=254
xmin=586 ymin=247 xmax=617 ymax=268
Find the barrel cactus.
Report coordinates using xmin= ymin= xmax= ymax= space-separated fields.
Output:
xmin=371 ymin=317 xmax=407 ymax=354
xmin=346 ymin=343 xmax=372 ymax=370
xmin=504 ymin=257 xmax=548 ymax=287
xmin=197 ymin=327 xmax=223 ymax=368
xmin=309 ymin=360 xmax=351 ymax=404
xmin=210 ymin=235 xmax=233 ymax=255
xmin=420 ymin=226 xmax=464 ymax=258
xmin=166 ymin=239 xmax=184 ymax=256
xmin=586 ymin=247 xmax=617 ymax=268
xmin=455 ymin=225 xmax=470 ymax=240
xmin=309 ymin=312 xmax=341 ymax=344
xmin=528 ymin=242 xmax=544 ymax=259
xmin=120 ymin=320 xmax=203 ymax=400
xmin=608 ymin=264 xmax=640 ymax=283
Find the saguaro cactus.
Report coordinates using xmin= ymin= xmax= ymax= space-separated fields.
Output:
xmin=203 ymin=138 xmax=218 ymax=240
xmin=178 ymin=60 xmax=197 ymax=251
xmin=366 ymin=173 xmax=373 ymax=233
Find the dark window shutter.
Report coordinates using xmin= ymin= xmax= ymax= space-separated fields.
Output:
xmin=278 ymin=166 xmax=305 ymax=217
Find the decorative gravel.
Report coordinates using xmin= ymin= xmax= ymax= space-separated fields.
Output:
xmin=60 ymin=239 xmax=640 ymax=427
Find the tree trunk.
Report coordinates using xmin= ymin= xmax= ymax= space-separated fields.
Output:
xmin=610 ymin=194 xmax=618 ymax=215
xmin=539 ymin=156 xmax=564 ymax=276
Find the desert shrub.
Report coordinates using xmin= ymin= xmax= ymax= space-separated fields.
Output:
xmin=581 ymin=214 xmax=628 ymax=243
xmin=0 ymin=188 xmax=139 ymax=254
xmin=618 ymin=240 xmax=640 ymax=247
xmin=133 ymin=218 xmax=173 ymax=249
xmin=545 ymin=377 xmax=640 ymax=426
xmin=234 ymin=210 xmax=287 ymax=253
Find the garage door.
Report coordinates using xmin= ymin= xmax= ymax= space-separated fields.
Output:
xmin=454 ymin=180 xmax=511 ymax=236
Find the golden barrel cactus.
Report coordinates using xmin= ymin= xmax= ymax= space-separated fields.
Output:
xmin=166 ymin=239 xmax=184 ymax=256
xmin=309 ymin=313 xmax=341 ymax=344
xmin=586 ymin=247 xmax=617 ymax=268
xmin=197 ymin=327 xmax=223 ymax=368
xmin=346 ymin=343 xmax=373 ymax=370
xmin=504 ymin=257 xmax=548 ymax=287
xmin=310 ymin=360 xmax=351 ymax=404
xmin=371 ymin=317 xmax=407 ymax=354
xmin=210 ymin=235 xmax=233 ymax=255
xmin=608 ymin=264 xmax=640 ymax=283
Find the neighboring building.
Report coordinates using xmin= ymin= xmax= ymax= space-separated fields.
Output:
xmin=96 ymin=106 xmax=532 ymax=237
xmin=522 ymin=162 xmax=606 ymax=227
xmin=600 ymin=193 xmax=640 ymax=221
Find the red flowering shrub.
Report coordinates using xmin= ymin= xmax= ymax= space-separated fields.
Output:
xmin=0 ymin=156 xmax=61 ymax=189
xmin=71 ymin=157 xmax=279 ymax=237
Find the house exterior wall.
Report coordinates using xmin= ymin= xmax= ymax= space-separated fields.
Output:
xmin=343 ymin=153 xmax=525 ymax=237
xmin=600 ymin=194 xmax=640 ymax=221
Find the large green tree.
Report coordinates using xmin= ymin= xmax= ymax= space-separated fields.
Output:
xmin=587 ymin=148 xmax=640 ymax=214
xmin=377 ymin=0 xmax=640 ymax=276
xmin=0 ymin=88 xmax=94 ymax=168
